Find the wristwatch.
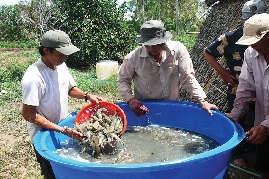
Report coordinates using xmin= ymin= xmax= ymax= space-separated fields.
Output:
xmin=84 ymin=92 xmax=89 ymax=102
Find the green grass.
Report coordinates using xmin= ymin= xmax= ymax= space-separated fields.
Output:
xmin=70 ymin=69 xmax=121 ymax=101
xmin=0 ymin=41 xmax=38 ymax=48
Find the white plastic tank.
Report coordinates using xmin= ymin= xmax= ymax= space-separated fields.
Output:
xmin=96 ymin=60 xmax=119 ymax=80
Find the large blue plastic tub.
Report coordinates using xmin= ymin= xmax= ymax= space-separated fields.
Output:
xmin=34 ymin=100 xmax=244 ymax=179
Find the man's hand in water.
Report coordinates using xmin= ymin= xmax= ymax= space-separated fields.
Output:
xmin=128 ymin=98 xmax=149 ymax=116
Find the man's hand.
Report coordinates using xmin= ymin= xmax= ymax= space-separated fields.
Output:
xmin=219 ymin=70 xmax=238 ymax=87
xmin=246 ymin=125 xmax=268 ymax=144
xmin=200 ymin=102 xmax=219 ymax=116
xmin=225 ymin=113 xmax=239 ymax=122
xmin=128 ymin=98 xmax=149 ymax=116
xmin=61 ymin=126 xmax=84 ymax=140
xmin=87 ymin=94 xmax=105 ymax=103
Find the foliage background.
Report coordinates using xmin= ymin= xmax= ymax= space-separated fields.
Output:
xmin=0 ymin=0 xmax=206 ymax=67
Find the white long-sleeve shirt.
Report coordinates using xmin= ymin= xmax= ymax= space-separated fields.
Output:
xmin=231 ymin=46 xmax=269 ymax=128
xmin=117 ymin=41 xmax=206 ymax=103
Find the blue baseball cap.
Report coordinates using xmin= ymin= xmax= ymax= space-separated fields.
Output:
xmin=242 ymin=0 xmax=266 ymax=20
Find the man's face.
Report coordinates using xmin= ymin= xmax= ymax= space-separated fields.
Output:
xmin=251 ymin=34 xmax=269 ymax=55
xmin=145 ymin=43 xmax=165 ymax=56
xmin=45 ymin=48 xmax=68 ymax=66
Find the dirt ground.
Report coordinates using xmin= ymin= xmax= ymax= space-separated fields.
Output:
xmin=0 ymin=97 xmax=86 ymax=178
xmin=227 ymin=151 xmax=261 ymax=179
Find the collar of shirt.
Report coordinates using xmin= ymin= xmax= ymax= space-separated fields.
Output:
xmin=140 ymin=47 xmax=168 ymax=64
xmin=252 ymin=48 xmax=260 ymax=59
xmin=140 ymin=42 xmax=173 ymax=63
xmin=140 ymin=46 xmax=149 ymax=58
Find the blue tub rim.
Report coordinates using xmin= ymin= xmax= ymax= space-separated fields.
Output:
xmin=34 ymin=100 xmax=245 ymax=170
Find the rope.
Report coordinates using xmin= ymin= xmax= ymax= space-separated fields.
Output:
xmin=229 ymin=163 xmax=261 ymax=178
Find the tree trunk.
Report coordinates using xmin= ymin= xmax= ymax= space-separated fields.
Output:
xmin=175 ymin=0 xmax=179 ymax=36
xmin=142 ymin=0 xmax=145 ymax=22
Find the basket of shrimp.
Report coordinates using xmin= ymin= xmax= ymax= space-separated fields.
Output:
xmin=74 ymin=101 xmax=127 ymax=157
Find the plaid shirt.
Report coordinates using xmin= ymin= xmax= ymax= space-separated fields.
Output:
xmin=205 ymin=26 xmax=248 ymax=95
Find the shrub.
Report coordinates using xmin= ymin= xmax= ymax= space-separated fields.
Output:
xmin=50 ymin=0 xmax=137 ymax=67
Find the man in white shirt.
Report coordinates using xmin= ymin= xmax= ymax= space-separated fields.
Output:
xmin=21 ymin=30 xmax=103 ymax=179
xmin=227 ymin=13 xmax=269 ymax=179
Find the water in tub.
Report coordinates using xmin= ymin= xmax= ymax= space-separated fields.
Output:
xmin=54 ymin=125 xmax=220 ymax=164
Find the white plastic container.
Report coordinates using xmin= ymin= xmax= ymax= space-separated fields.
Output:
xmin=96 ymin=60 xmax=119 ymax=80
